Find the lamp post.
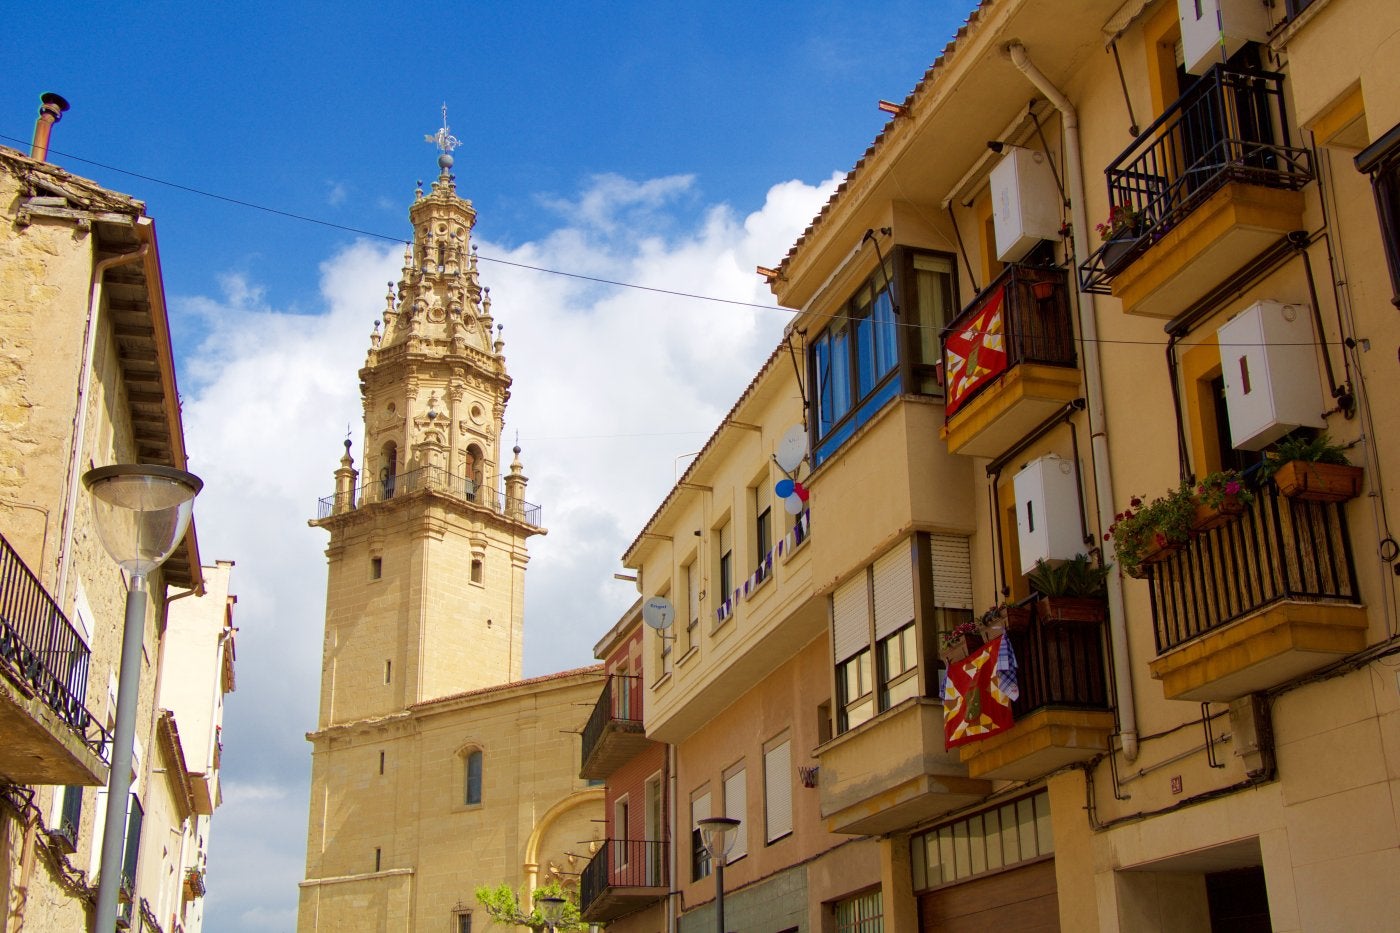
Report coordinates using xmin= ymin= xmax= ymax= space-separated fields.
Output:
xmin=83 ymin=464 xmax=201 ymax=933
xmin=697 ymin=816 xmax=741 ymax=933
xmin=537 ymin=894 xmax=567 ymax=932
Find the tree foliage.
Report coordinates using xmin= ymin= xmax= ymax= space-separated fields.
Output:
xmin=473 ymin=880 xmax=586 ymax=931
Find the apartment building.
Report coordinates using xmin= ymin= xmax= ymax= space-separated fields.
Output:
xmin=618 ymin=0 xmax=1400 ymax=929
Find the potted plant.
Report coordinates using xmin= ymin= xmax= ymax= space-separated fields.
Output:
xmin=1096 ymin=203 xmax=1144 ymax=271
xmin=978 ymin=600 xmax=1033 ymax=634
xmin=941 ymin=619 xmax=985 ymax=663
xmin=1027 ymin=555 xmax=1111 ymax=624
xmin=1258 ymin=433 xmax=1362 ymax=502
xmin=1193 ymin=469 xmax=1254 ymax=530
xmin=1106 ymin=483 xmax=1196 ymax=578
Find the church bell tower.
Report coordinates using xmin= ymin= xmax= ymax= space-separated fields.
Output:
xmin=309 ymin=122 xmax=544 ymax=730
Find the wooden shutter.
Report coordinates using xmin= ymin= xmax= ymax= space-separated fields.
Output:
xmin=873 ymin=539 xmax=916 ymax=639
xmin=832 ymin=573 xmax=872 ymax=662
xmin=686 ymin=562 xmax=699 ymax=624
xmin=929 ymin=534 xmax=973 ymax=609
xmin=764 ymin=739 xmax=793 ymax=842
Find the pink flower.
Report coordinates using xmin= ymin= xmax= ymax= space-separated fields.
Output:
xmin=1224 ymin=481 xmax=1241 ymax=496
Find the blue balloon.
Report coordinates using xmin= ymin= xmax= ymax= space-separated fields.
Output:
xmin=774 ymin=478 xmax=795 ymax=498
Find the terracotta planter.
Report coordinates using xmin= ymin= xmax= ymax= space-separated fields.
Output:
xmin=1192 ymin=495 xmax=1246 ymax=531
xmin=1128 ymin=537 xmax=1186 ymax=578
xmin=985 ymin=605 xmax=1033 ymax=632
xmin=1273 ymin=461 xmax=1363 ymax=503
xmin=941 ymin=630 xmax=984 ymax=664
xmin=1036 ymin=595 xmax=1107 ymax=626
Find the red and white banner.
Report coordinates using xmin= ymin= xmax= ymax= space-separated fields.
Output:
xmin=944 ymin=285 xmax=1008 ymax=416
xmin=942 ymin=634 xmax=1018 ymax=749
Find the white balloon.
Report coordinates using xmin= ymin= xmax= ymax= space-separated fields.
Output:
xmin=783 ymin=493 xmax=805 ymax=515
xmin=776 ymin=425 xmax=806 ymax=473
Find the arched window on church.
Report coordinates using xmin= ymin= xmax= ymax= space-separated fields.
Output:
xmin=465 ymin=444 xmax=485 ymax=502
xmin=380 ymin=441 xmax=398 ymax=499
xmin=464 ymin=749 xmax=483 ymax=805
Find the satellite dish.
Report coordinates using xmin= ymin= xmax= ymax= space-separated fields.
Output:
xmin=642 ymin=596 xmax=675 ymax=630
xmin=775 ymin=425 xmax=806 ymax=473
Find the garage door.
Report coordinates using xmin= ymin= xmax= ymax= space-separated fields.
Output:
xmin=918 ymin=858 xmax=1059 ymax=932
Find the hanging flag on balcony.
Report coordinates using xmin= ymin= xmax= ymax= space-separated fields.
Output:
xmin=944 ymin=284 xmax=1008 ymax=416
xmin=942 ymin=634 xmax=1018 ymax=748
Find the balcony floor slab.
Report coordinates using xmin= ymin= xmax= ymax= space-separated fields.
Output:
xmin=0 ymin=674 xmax=107 ymax=785
xmin=941 ymin=363 xmax=1081 ymax=458
xmin=959 ymin=708 xmax=1115 ymax=780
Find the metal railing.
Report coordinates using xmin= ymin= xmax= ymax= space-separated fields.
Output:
xmin=1008 ymin=603 xmax=1111 ymax=717
xmin=579 ymin=839 xmax=669 ymax=914
xmin=1080 ymin=65 xmax=1313 ymax=293
xmin=1149 ymin=484 xmax=1358 ymax=654
xmin=580 ymin=674 xmax=643 ymax=765
xmin=316 ymin=464 xmax=542 ymax=526
xmin=941 ymin=263 xmax=1077 ymax=416
xmin=0 ymin=533 xmax=110 ymax=762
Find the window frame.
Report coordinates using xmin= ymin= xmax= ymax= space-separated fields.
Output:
xmin=722 ymin=763 xmax=749 ymax=862
xmin=763 ymin=735 xmax=793 ymax=844
xmin=463 ymin=748 xmax=484 ymax=806
xmin=1356 ymin=120 xmax=1400 ymax=309
xmin=837 ymin=648 xmax=874 ymax=733
xmin=690 ymin=788 xmax=712 ymax=881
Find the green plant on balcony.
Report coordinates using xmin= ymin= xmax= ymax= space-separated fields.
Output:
xmin=1095 ymin=203 xmax=1143 ymax=241
xmin=1106 ymin=483 xmax=1196 ymax=578
xmin=1193 ymin=469 xmax=1255 ymax=529
xmin=1027 ymin=555 xmax=1111 ymax=624
xmin=1257 ymin=433 xmax=1362 ymax=502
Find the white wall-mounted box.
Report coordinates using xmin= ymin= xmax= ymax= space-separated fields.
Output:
xmin=1217 ymin=300 xmax=1326 ymax=451
xmin=991 ymin=147 xmax=1061 ymax=263
xmin=1178 ymin=0 xmax=1271 ymax=76
xmin=1013 ymin=455 xmax=1084 ymax=575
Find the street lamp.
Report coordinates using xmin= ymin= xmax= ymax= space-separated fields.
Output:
xmin=83 ymin=464 xmax=201 ymax=933
xmin=537 ymin=894 xmax=567 ymax=932
xmin=697 ymin=816 xmax=741 ymax=933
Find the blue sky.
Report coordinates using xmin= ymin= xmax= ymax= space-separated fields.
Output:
xmin=5 ymin=3 xmax=979 ymax=930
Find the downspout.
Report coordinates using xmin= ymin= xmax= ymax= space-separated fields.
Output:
xmin=1005 ymin=41 xmax=1138 ymax=761
xmin=667 ymin=742 xmax=678 ymax=933
xmin=55 ymin=245 xmax=149 ymax=607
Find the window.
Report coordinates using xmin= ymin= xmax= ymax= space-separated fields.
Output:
xmin=54 ymin=786 xmax=82 ymax=848
xmin=878 ymin=624 xmax=919 ymax=709
xmin=716 ymin=522 xmax=733 ymax=609
xmin=754 ymin=483 xmax=772 ymax=582
xmin=1357 ymin=121 xmax=1400 ymax=309
xmin=120 ymin=794 xmax=143 ymax=894
xmin=691 ymin=790 xmax=712 ymax=880
xmin=614 ymin=795 xmax=631 ymax=869
xmin=834 ymin=890 xmax=884 ymax=933
xmin=454 ymin=912 xmax=473 ymax=933
xmin=928 ymin=533 xmax=975 ymax=651
xmin=763 ymin=737 xmax=792 ymax=843
xmin=837 ymin=650 xmax=874 ymax=732
xmin=872 ymin=543 xmax=917 ymax=711
xmin=378 ymin=750 xmax=385 ymax=775
xmin=374 ymin=846 xmax=382 ymax=872
xmin=464 ymin=749 xmax=483 ymax=805
xmin=810 ymin=249 xmax=954 ymax=466
xmin=470 ymin=558 xmax=483 ymax=585
xmin=370 ymin=556 xmax=382 ymax=580
xmin=384 ymin=660 xmax=392 ymax=684
xmin=833 ymin=571 xmax=875 ymax=733
xmin=910 ymin=789 xmax=1054 ymax=890
xmin=684 ymin=558 xmax=700 ymax=651
xmin=723 ymin=765 xmax=748 ymax=861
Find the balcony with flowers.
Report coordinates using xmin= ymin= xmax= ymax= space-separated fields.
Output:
xmin=1078 ymin=64 xmax=1313 ymax=318
xmin=940 ymin=263 xmax=1080 ymax=458
xmin=1110 ymin=464 xmax=1366 ymax=702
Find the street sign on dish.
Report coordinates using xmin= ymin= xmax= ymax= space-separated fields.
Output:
xmin=642 ymin=596 xmax=675 ymax=630
xmin=775 ymin=425 xmax=806 ymax=473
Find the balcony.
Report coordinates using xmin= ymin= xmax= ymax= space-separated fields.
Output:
xmin=579 ymin=674 xmax=652 ymax=781
xmin=315 ymin=464 xmax=542 ymax=527
xmin=940 ymin=263 xmax=1080 ymax=458
xmin=579 ymin=839 xmax=668 ymax=923
xmin=958 ymin=606 xmax=1115 ymax=781
xmin=1147 ymin=485 xmax=1366 ymax=702
xmin=0 ymin=533 xmax=110 ymax=784
xmin=1079 ymin=65 xmax=1312 ymax=318
xmin=815 ymin=698 xmax=991 ymax=835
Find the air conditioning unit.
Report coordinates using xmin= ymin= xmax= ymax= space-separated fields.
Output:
xmin=1013 ymin=456 xmax=1084 ymax=575
xmin=1217 ymin=300 xmax=1325 ymax=451
xmin=1178 ymin=0 xmax=1271 ymax=76
xmin=990 ymin=147 xmax=1061 ymax=263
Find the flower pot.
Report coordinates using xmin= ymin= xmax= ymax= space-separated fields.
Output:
xmin=1192 ymin=495 xmax=1246 ymax=531
xmin=1101 ymin=236 xmax=1138 ymax=274
xmin=1139 ymin=537 xmax=1184 ymax=568
xmin=1036 ymin=595 xmax=1107 ymax=626
xmin=942 ymin=630 xmax=984 ymax=664
xmin=1273 ymin=461 xmax=1363 ymax=503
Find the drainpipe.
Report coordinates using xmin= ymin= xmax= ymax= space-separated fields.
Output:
xmin=1005 ymin=41 xmax=1139 ymax=762
xmin=55 ymin=246 xmax=149 ymax=608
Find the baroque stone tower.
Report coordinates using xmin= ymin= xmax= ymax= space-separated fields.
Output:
xmin=309 ymin=139 xmax=543 ymax=730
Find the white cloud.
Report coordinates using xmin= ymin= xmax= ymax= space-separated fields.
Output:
xmin=325 ymin=180 xmax=348 ymax=207
xmin=180 ymin=171 xmax=839 ymax=933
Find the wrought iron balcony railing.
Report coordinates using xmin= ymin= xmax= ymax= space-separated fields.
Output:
xmin=316 ymin=464 xmax=542 ymax=526
xmin=0 ymin=532 xmax=110 ymax=762
xmin=1080 ymin=64 xmax=1313 ymax=293
xmin=1007 ymin=604 xmax=1111 ymax=717
xmin=941 ymin=263 xmax=1077 ymax=418
xmin=1148 ymin=484 xmax=1358 ymax=654
xmin=580 ymin=674 xmax=643 ymax=764
xmin=579 ymin=839 xmax=668 ymax=917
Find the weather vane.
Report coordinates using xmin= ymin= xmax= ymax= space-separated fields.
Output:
xmin=425 ymin=102 xmax=460 ymax=155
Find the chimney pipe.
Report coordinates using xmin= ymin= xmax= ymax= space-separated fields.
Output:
xmin=30 ymin=92 xmax=70 ymax=162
